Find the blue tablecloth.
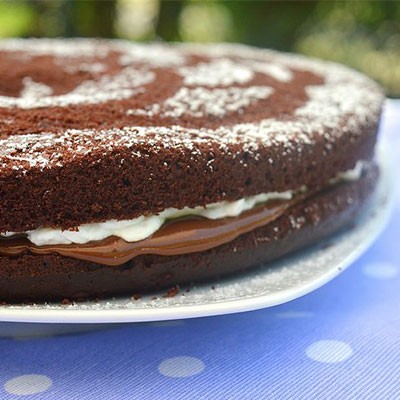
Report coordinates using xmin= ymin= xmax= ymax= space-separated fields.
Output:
xmin=0 ymin=101 xmax=399 ymax=400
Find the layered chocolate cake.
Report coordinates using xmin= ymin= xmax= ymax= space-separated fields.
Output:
xmin=0 ymin=39 xmax=384 ymax=302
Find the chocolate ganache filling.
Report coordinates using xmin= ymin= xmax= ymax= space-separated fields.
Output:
xmin=0 ymin=198 xmax=294 ymax=266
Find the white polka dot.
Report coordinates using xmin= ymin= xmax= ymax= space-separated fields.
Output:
xmin=306 ymin=340 xmax=353 ymax=363
xmin=362 ymin=262 xmax=399 ymax=279
xmin=276 ymin=311 xmax=314 ymax=319
xmin=4 ymin=374 xmax=52 ymax=395
xmin=158 ymin=356 xmax=205 ymax=378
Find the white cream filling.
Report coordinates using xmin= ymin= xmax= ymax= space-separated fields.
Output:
xmin=1 ymin=162 xmax=365 ymax=246
xmin=329 ymin=161 xmax=364 ymax=184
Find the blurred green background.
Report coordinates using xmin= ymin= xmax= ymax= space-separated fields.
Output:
xmin=0 ymin=0 xmax=399 ymax=97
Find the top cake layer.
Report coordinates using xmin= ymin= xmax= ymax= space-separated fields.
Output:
xmin=0 ymin=39 xmax=384 ymax=232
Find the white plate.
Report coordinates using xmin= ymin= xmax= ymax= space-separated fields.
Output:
xmin=0 ymin=149 xmax=393 ymax=324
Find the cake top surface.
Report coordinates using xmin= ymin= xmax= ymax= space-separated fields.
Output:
xmin=0 ymin=38 xmax=384 ymax=175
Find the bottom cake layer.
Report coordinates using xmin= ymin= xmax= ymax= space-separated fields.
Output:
xmin=0 ymin=164 xmax=378 ymax=303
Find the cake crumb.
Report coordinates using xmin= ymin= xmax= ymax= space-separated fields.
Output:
xmin=163 ymin=285 xmax=180 ymax=298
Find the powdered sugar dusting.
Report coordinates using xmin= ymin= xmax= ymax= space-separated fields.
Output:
xmin=20 ymin=78 xmax=53 ymax=99
xmin=118 ymin=42 xmax=186 ymax=67
xmin=0 ymin=67 xmax=154 ymax=108
xmin=249 ymin=61 xmax=293 ymax=82
xmin=0 ymin=38 xmax=110 ymax=57
xmin=56 ymin=61 xmax=107 ymax=74
xmin=164 ymin=86 xmax=273 ymax=118
xmin=129 ymin=86 xmax=273 ymax=118
xmin=0 ymin=39 xmax=384 ymax=174
xmin=179 ymin=59 xmax=254 ymax=86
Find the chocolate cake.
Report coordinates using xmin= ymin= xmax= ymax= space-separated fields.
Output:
xmin=0 ymin=39 xmax=384 ymax=302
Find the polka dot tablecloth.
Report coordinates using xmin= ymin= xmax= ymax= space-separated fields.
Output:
xmin=0 ymin=100 xmax=399 ymax=400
